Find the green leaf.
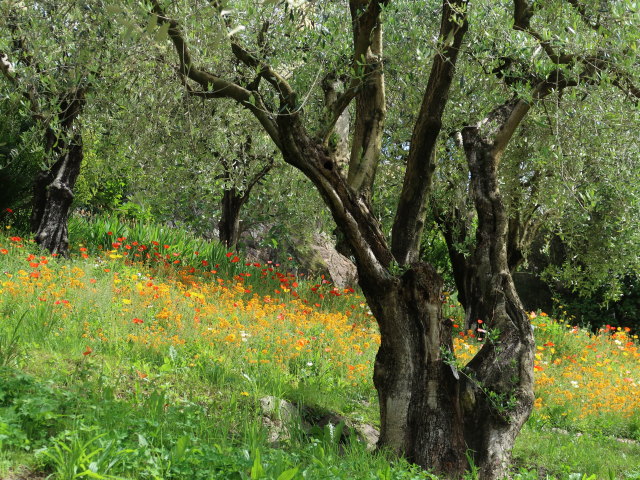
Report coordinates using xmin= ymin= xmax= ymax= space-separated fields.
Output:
xmin=146 ymin=14 xmax=158 ymax=35
xmin=173 ymin=435 xmax=189 ymax=462
xmin=277 ymin=467 xmax=299 ymax=480
xmin=250 ymin=449 xmax=265 ymax=479
xmin=155 ymin=22 xmax=170 ymax=42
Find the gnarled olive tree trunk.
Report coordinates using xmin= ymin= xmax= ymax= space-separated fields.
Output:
xmin=217 ymin=152 xmax=273 ymax=249
xmin=276 ymin=118 xmax=530 ymax=479
xmin=31 ymin=88 xmax=86 ymax=256
xmin=368 ymin=264 xmax=466 ymax=474
xmin=458 ymin=119 xmax=535 ymax=478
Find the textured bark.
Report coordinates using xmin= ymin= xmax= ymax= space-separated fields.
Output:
xmin=391 ymin=0 xmax=468 ymax=265
xmin=458 ymin=122 xmax=535 ymax=480
xmin=218 ymin=188 xmax=244 ymax=249
xmin=33 ymin=139 xmax=83 ymax=256
xmin=31 ymin=88 xmax=86 ymax=256
xmin=345 ymin=0 xmax=387 ymax=204
xmin=370 ymin=264 xmax=466 ymax=477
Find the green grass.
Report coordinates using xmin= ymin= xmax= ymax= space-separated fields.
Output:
xmin=513 ymin=426 xmax=640 ymax=479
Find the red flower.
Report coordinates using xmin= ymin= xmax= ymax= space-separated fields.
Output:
xmin=0 ymin=249 xmax=7 ymax=255
xmin=107 ymin=231 xmax=113 ymax=236
xmin=226 ymin=252 xmax=234 ymax=258
xmin=83 ymin=346 xmax=93 ymax=356
xmin=5 ymin=208 xmax=13 ymax=213
xmin=231 ymin=256 xmax=240 ymax=263
xmin=133 ymin=318 xmax=144 ymax=324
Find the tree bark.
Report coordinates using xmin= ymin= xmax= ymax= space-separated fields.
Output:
xmin=369 ymin=263 xmax=467 ymax=477
xmin=31 ymin=88 xmax=86 ymax=256
xmin=218 ymin=188 xmax=244 ymax=249
xmin=458 ymin=122 xmax=535 ymax=480
xmin=32 ymin=140 xmax=83 ymax=256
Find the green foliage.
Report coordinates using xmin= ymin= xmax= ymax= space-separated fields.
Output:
xmin=0 ymin=309 xmax=26 ymax=367
xmin=0 ymin=96 xmax=43 ymax=232
xmin=67 ymin=213 xmax=243 ymax=277
xmin=553 ymin=275 xmax=640 ymax=332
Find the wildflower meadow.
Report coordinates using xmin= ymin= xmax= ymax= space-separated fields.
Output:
xmin=1 ymin=224 xmax=640 ymax=479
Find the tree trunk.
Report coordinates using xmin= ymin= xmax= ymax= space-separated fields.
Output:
xmin=277 ymin=129 xmax=472 ymax=478
xmin=366 ymin=264 xmax=467 ymax=477
xmin=458 ymin=125 xmax=535 ymax=479
xmin=32 ymin=138 xmax=83 ymax=256
xmin=31 ymin=88 xmax=86 ymax=257
xmin=218 ymin=188 xmax=244 ymax=249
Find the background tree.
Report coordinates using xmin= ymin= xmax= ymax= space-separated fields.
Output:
xmin=0 ymin=0 xmax=116 ymax=255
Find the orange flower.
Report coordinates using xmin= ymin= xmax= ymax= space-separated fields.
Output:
xmin=83 ymin=346 xmax=93 ymax=356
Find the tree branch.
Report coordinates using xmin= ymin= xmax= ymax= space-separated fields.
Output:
xmin=241 ymin=156 xmax=275 ymax=203
xmin=149 ymin=0 xmax=283 ymax=149
xmin=229 ymin=43 xmax=296 ymax=111
xmin=342 ymin=0 xmax=390 ymax=201
xmin=391 ymin=0 xmax=469 ymax=265
xmin=513 ymin=0 xmax=574 ymax=65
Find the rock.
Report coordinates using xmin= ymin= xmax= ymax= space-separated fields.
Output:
xmin=305 ymin=232 xmax=357 ymax=288
xmin=258 ymin=397 xmax=380 ymax=451
xmin=259 ymin=396 xmax=300 ymax=445
xmin=354 ymin=423 xmax=380 ymax=451
xmin=260 ymin=395 xmax=299 ymax=423
xmin=242 ymin=225 xmax=358 ymax=288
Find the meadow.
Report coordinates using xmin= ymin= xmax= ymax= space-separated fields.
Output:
xmin=1 ymin=219 xmax=640 ymax=479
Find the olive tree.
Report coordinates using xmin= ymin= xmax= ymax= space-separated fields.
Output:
xmin=0 ymin=0 xmax=118 ymax=255
xmin=126 ymin=0 xmax=639 ymax=477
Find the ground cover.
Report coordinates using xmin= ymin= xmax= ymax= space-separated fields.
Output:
xmin=1 ymin=227 xmax=640 ymax=479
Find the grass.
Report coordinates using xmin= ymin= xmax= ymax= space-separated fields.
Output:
xmin=1 ymin=219 xmax=640 ymax=479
